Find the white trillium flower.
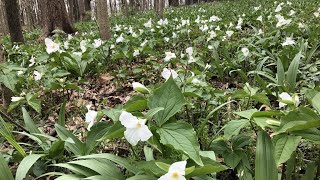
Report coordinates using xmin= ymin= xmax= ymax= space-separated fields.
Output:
xmin=158 ymin=161 xmax=187 ymax=180
xmin=188 ymin=56 xmax=197 ymax=63
xmin=282 ymin=37 xmax=295 ymax=46
xmin=45 ymin=38 xmax=60 ymax=54
xmin=275 ymin=14 xmax=291 ymax=27
xmin=241 ymin=47 xmax=250 ymax=57
xmin=144 ymin=19 xmax=152 ymax=28
xmin=289 ymin=10 xmax=296 ymax=16
xmin=119 ymin=111 xmax=152 ymax=146
xmin=257 ymin=16 xmax=263 ymax=22
xmin=275 ymin=4 xmax=282 ymax=12
xmin=279 ymin=92 xmax=300 ymax=108
xmin=17 ymin=71 xmax=24 ymax=76
xmin=116 ymin=34 xmax=125 ymax=43
xmin=133 ymin=50 xmax=140 ymax=57
xmin=73 ymin=52 xmax=83 ymax=57
xmin=226 ymin=30 xmax=234 ymax=37
xmin=161 ymin=68 xmax=178 ymax=80
xmin=80 ymin=40 xmax=87 ymax=52
xmin=29 ymin=56 xmax=36 ymax=67
xmin=85 ymin=104 xmax=98 ymax=131
xmin=208 ymin=45 xmax=213 ymax=49
xmin=314 ymin=12 xmax=320 ymax=18
xmin=140 ymin=40 xmax=148 ymax=47
xmin=33 ymin=71 xmax=42 ymax=81
xmin=164 ymin=37 xmax=170 ymax=42
xmin=132 ymin=82 xmax=149 ymax=94
xmin=164 ymin=52 xmax=176 ymax=62
xmin=93 ymin=39 xmax=103 ymax=48
xmin=185 ymin=47 xmax=193 ymax=57
xmin=11 ymin=97 xmax=24 ymax=102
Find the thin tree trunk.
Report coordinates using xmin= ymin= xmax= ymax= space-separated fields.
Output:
xmin=84 ymin=0 xmax=91 ymax=11
xmin=40 ymin=0 xmax=75 ymax=39
xmin=122 ymin=0 xmax=128 ymax=16
xmin=78 ymin=0 xmax=86 ymax=20
xmin=0 ymin=41 xmax=12 ymax=109
xmin=97 ymin=0 xmax=111 ymax=40
xmin=169 ymin=0 xmax=179 ymax=6
xmin=3 ymin=0 xmax=24 ymax=43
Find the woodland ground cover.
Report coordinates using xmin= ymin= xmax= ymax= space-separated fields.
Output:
xmin=1 ymin=0 xmax=320 ymax=179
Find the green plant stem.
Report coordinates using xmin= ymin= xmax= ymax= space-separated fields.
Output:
xmin=130 ymin=145 xmax=139 ymax=160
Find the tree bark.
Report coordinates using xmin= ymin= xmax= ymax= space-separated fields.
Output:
xmin=40 ymin=0 xmax=75 ymax=39
xmin=169 ymin=0 xmax=179 ymax=7
xmin=0 ymin=0 xmax=9 ymax=35
xmin=97 ymin=0 xmax=111 ymax=40
xmin=122 ymin=0 xmax=128 ymax=16
xmin=3 ymin=0 xmax=24 ymax=43
xmin=0 ymin=41 xmax=12 ymax=109
xmin=155 ymin=0 xmax=164 ymax=17
xmin=78 ymin=0 xmax=86 ymax=20
xmin=84 ymin=0 xmax=91 ymax=11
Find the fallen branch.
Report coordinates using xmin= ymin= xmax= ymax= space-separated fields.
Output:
xmin=0 ymin=111 xmax=28 ymax=132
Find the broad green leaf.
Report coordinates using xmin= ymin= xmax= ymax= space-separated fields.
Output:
xmin=58 ymin=98 xmax=67 ymax=126
xmin=86 ymin=122 xmax=110 ymax=154
xmin=0 ymin=153 xmax=14 ymax=180
xmin=55 ymin=124 xmax=85 ymax=155
xmin=224 ymin=150 xmax=242 ymax=169
xmin=144 ymin=146 xmax=155 ymax=161
xmin=49 ymin=140 xmax=65 ymax=158
xmin=77 ymin=153 xmax=139 ymax=174
xmin=56 ymin=174 xmax=84 ymax=180
xmin=157 ymin=121 xmax=203 ymax=165
xmin=224 ymin=119 xmax=248 ymax=140
xmin=305 ymin=89 xmax=320 ymax=113
xmin=127 ymin=175 xmax=157 ymax=180
xmin=234 ymin=109 xmax=258 ymax=119
xmin=255 ymin=131 xmax=277 ymax=180
xmin=145 ymin=107 xmax=164 ymax=121
xmin=52 ymin=163 xmax=97 ymax=176
xmin=275 ymin=120 xmax=320 ymax=135
xmin=22 ymin=107 xmax=41 ymax=134
xmin=274 ymin=135 xmax=301 ymax=166
xmin=68 ymin=159 xmax=124 ymax=179
xmin=277 ymin=58 xmax=285 ymax=87
xmin=0 ymin=116 xmax=26 ymax=157
xmin=99 ymin=121 xmax=125 ymax=141
xmin=187 ymin=157 xmax=228 ymax=177
xmin=302 ymin=161 xmax=316 ymax=180
xmin=26 ymin=93 xmax=41 ymax=113
xmin=124 ymin=95 xmax=148 ymax=112
xmin=149 ymin=77 xmax=186 ymax=126
xmin=16 ymin=154 xmax=45 ymax=180
xmin=286 ymin=52 xmax=303 ymax=92
xmin=0 ymin=73 xmax=17 ymax=92
xmin=102 ymin=108 xmax=122 ymax=122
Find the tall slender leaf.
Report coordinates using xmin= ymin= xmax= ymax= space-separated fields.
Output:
xmin=16 ymin=154 xmax=45 ymax=180
xmin=286 ymin=52 xmax=303 ymax=92
xmin=255 ymin=131 xmax=277 ymax=180
xmin=0 ymin=153 xmax=14 ymax=180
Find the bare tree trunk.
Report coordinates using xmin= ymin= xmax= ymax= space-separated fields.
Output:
xmin=0 ymin=41 xmax=12 ymax=109
xmin=0 ymin=0 xmax=9 ymax=35
xmin=84 ymin=0 xmax=91 ymax=11
xmin=3 ymin=0 xmax=24 ymax=43
xmin=169 ymin=0 xmax=179 ymax=6
xmin=78 ymin=0 xmax=86 ymax=20
xmin=40 ymin=0 xmax=75 ymax=39
xmin=97 ymin=0 xmax=111 ymax=40
xmin=68 ymin=0 xmax=75 ymax=23
xmin=122 ymin=0 xmax=128 ymax=16
xmin=155 ymin=0 xmax=163 ymax=17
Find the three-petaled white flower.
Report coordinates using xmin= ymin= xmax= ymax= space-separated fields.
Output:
xmin=158 ymin=161 xmax=187 ymax=180
xmin=275 ymin=4 xmax=282 ymax=12
xmin=29 ymin=56 xmax=36 ymax=67
xmin=275 ymin=14 xmax=291 ymax=27
xmin=133 ymin=50 xmax=140 ymax=57
xmin=80 ymin=40 xmax=87 ymax=52
xmin=164 ymin=52 xmax=176 ymax=62
xmin=144 ymin=19 xmax=152 ymax=28
xmin=279 ymin=92 xmax=300 ymax=108
xmin=132 ymin=82 xmax=149 ymax=94
xmin=93 ymin=39 xmax=103 ymax=48
xmin=85 ymin=104 xmax=98 ymax=131
xmin=45 ymin=38 xmax=60 ymax=54
xmin=282 ymin=37 xmax=295 ymax=46
xmin=11 ymin=97 xmax=24 ymax=102
xmin=241 ymin=47 xmax=250 ymax=57
xmin=33 ymin=71 xmax=42 ymax=81
xmin=185 ymin=47 xmax=193 ymax=56
xmin=119 ymin=111 xmax=153 ymax=146
xmin=226 ymin=30 xmax=234 ymax=37
xmin=161 ymin=68 xmax=178 ymax=80
xmin=116 ymin=34 xmax=125 ymax=43
xmin=257 ymin=16 xmax=263 ymax=22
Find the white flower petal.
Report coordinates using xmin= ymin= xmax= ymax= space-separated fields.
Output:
xmin=137 ymin=124 xmax=153 ymax=141
xmin=119 ymin=111 xmax=140 ymax=128
xmin=124 ymin=128 xmax=140 ymax=146
xmin=168 ymin=161 xmax=187 ymax=175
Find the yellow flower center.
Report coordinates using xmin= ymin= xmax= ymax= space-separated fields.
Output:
xmin=136 ymin=122 xmax=142 ymax=128
xmin=171 ymin=172 xmax=179 ymax=178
